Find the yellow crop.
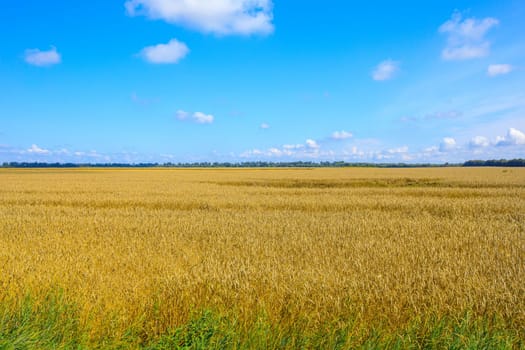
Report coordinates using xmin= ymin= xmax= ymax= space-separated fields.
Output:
xmin=0 ymin=167 xmax=524 ymax=342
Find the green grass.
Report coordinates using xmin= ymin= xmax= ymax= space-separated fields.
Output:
xmin=1 ymin=292 xmax=522 ymax=349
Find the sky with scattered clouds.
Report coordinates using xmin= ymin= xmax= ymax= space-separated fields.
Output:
xmin=1 ymin=0 xmax=524 ymax=163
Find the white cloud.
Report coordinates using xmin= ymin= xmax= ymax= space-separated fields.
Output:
xmin=239 ymin=127 xmax=525 ymax=163
xmin=176 ymin=110 xmax=214 ymax=124
xmin=193 ymin=112 xmax=214 ymax=124
xmin=469 ymin=136 xmax=490 ymax=148
xmin=260 ymin=123 xmax=270 ymax=129
xmin=507 ymin=128 xmax=525 ymax=145
xmin=487 ymin=64 xmax=513 ymax=77
xmin=372 ymin=60 xmax=399 ymax=81
xmin=348 ymin=146 xmax=361 ymax=156
xmin=125 ymin=0 xmax=274 ymax=36
xmin=414 ymin=128 xmax=525 ymax=161
xmin=283 ymin=144 xmax=304 ymax=150
xmin=24 ymin=47 xmax=61 ymax=67
xmin=331 ymin=130 xmax=353 ymax=140
xmin=439 ymin=137 xmax=457 ymax=152
xmin=441 ymin=44 xmax=490 ymax=61
xmin=268 ymin=148 xmax=282 ymax=156
xmin=305 ymin=139 xmax=320 ymax=149
xmin=73 ymin=150 xmax=105 ymax=159
xmin=241 ymin=138 xmax=323 ymax=159
xmin=140 ymin=38 xmax=189 ymax=64
xmin=249 ymin=149 xmax=264 ymax=156
xmin=424 ymin=146 xmax=439 ymax=153
xmin=27 ymin=144 xmax=50 ymax=155
xmin=496 ymin=128 xmax=525 ymax=146
xmin=176 ymin=110 xmax=190 ymax=120
xmin=439 ymin=11 xmax=498 ymax=60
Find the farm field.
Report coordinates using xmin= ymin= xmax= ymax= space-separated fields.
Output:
xmin=0 ymin=167 xmax=524 ymax=349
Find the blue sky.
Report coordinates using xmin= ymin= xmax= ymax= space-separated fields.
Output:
xmin=1 ymin=0 xmax=524 ymax=163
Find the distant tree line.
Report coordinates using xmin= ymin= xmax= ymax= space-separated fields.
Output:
xmin=167 ymin=161 xmax=455 ymax=168
xmin=463 ymin=159 xmax=525 ymax=167
xmin=1 ymin=161 xmax=455 ymax=168
xmin=1 ymin=159 xmax=524 ymax=168
xmin=0 ymin=162 xmax=160 ymax=168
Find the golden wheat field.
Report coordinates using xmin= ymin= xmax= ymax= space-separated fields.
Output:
xmin=0 ymin=167 xmax=524 ymax=347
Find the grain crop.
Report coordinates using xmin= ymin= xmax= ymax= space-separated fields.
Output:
xmin=0 ymin=167 xmax=524 ymax=348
